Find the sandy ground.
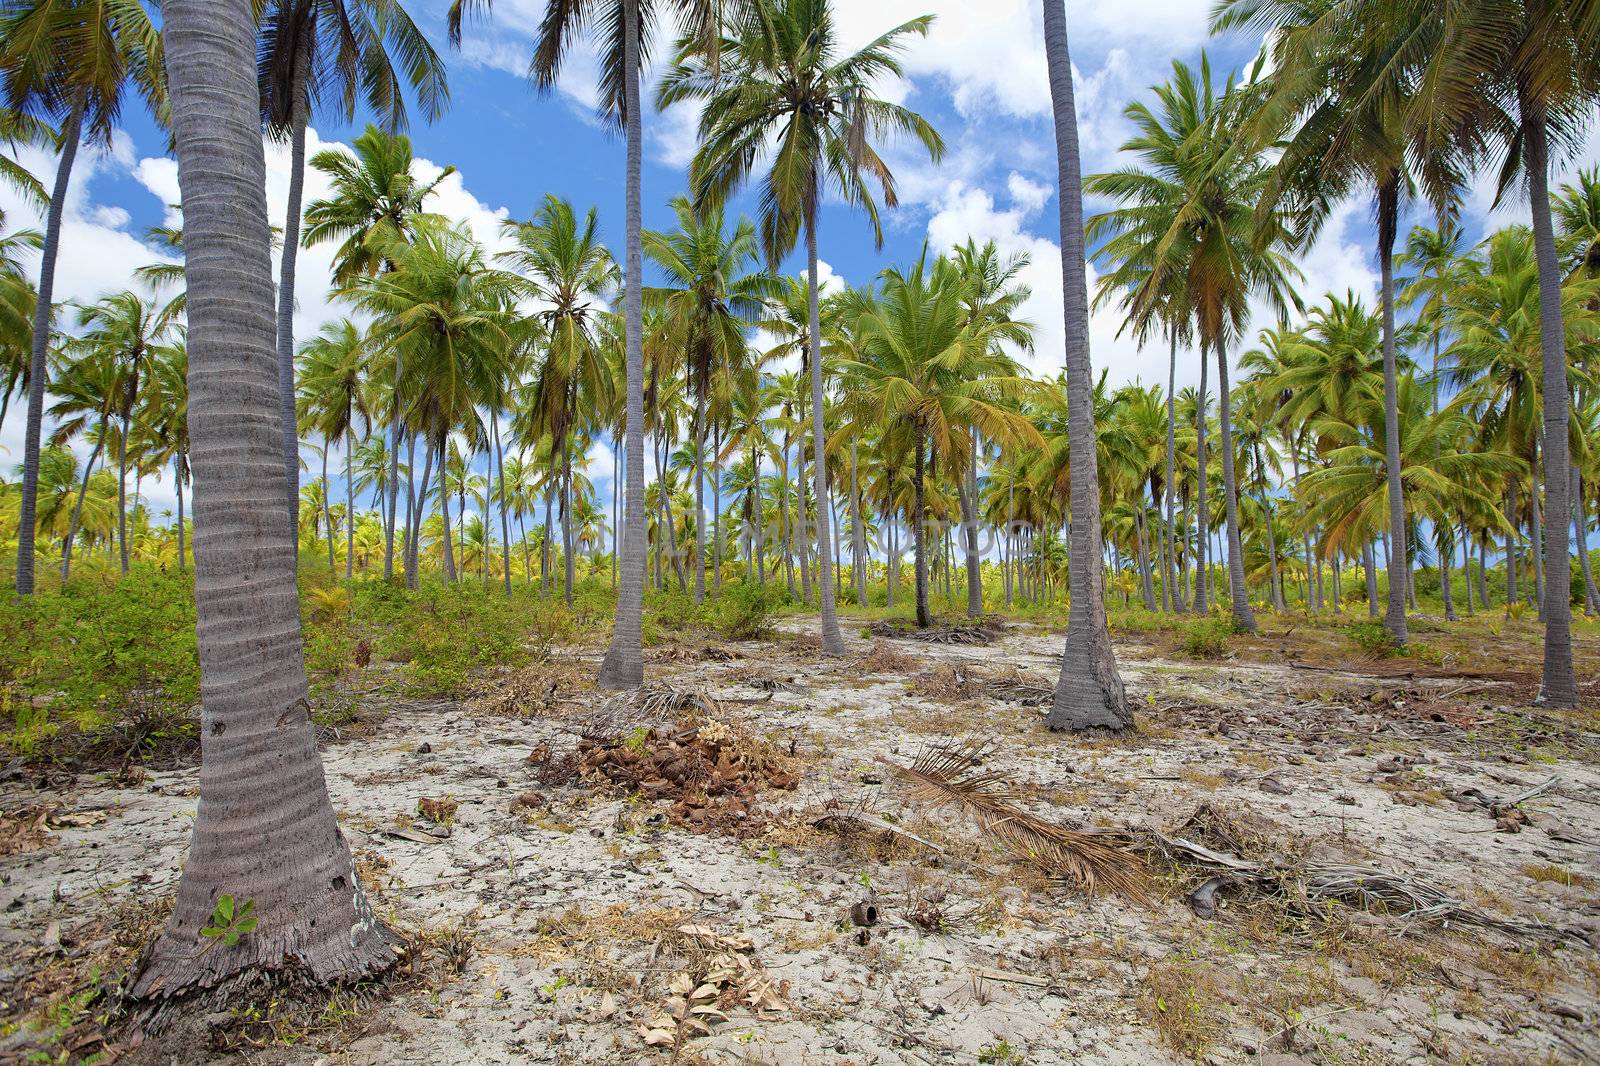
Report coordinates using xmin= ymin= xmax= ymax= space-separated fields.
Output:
xmin=3 ymin=616 xmax=1599 ymax=1065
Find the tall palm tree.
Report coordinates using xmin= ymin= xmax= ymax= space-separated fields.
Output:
xmin=305 ymin=124 xmax=452 ymax=579
xmin=135 ymin=0 xmax=393 ymax=998
xmin=0 ymin=0 xmax=167 ymax=594
xmin=447 ymin=0 xmax=721 ymax=690
xmin=500 ymin=195 xmax=619 ymax=606
xmin=298 ymin=319 xmax=371 ymax=579
xmin=0 ymin=207 xmax=40 ymax=431
xmin=71 ymin=291 xmax=178 ymax=575
xmin=663 ymin=0 xmax=944 ymax=655
xmin=643 ymin=195 xmax=771 ymax=603
xmin=257 ymin=0 xmax=448 ymax=542
xmin=1041 ymin=0 xmax=1130 ymax=731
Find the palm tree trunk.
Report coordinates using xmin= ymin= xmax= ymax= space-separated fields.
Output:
xmin=912 ymin=424 xmax=930 ymax=628
xmin=693 ymin=408 xmax=706 ymax=603
xmin=562 ymin=438 xmax=575 ymax=607
xmin=851 ymin=436 xmax=866 ymax=608
xmin=277 ymin=42 xmax=311 ymax=553
xmin=1164 ymin=330 xmax=1183 ymax=614
xmin=1530 ymin=443 xmax=1546 ymax=619
xmin=176 ymin=448 xmax=187 ymax=572
xmin=118 ymin=413 xmax=131 ymax=574
xmin=1193 ymin=344 xmax=1210 ymax=612
xmin=597 ymin=0 xmax=648 ymax=688
xmin=655 ymin=431 xmax=686 ymax=591
xmin=542 ymin=485 xmax=553 ymax=597
xmin=1478 ymin=535 xmax=1490 ymax=608
xmin=1042 ymin=0 xmax=1130 ymax=731
xmin=1575 ymin=467 xmax=1598 ymax=613
xmin=1506 ymin=482 xmax=1519 ymax=612
xmin=407 ymin=435 xmax=430 ymax=588
xmin=1441 ymin=528 xmax=1457 ymax=621
xmin=383 ymin=384 xmax=404 ymax=581
xmin=1135 ymin=500 xmax=1156 ymax=610
xmin=1373 ymin=180 xmax=1409 ymax=645
xmin=959 ymin=449 xmax=983 ymax=618
xmin=345 ymin=420 xmax=355 ymax=580
xmin=16 ymin=95 xmax=85 ymax=596
xmin=438 ymin=434 xmax=457 ymax=581
xmin=322 ymin=435 xmax=336 ymax=570
xmin=494 ymin=418 xmax=512 ymax=595
xmin=712 ymin=423 xmax=722 ymax=592
xmin=780 ymin=428 xmax=795 ymax=597
xmin=134 ymin=0 xmax=393 ymax=997
xmin=61 ymin=429 xmax=107 ymax=582
xmin=795 ymin=426 xmax=811 ymax=604
xmin=752 ymin=436 xmax=765 ymax=586
xmin=1522 ymin=74 xmax=1578 ymax=705
xmin=1212 ymin=341 xmax=1254 ymax=631
xmin=1364 ymin=541 xmax=1379 ymax=619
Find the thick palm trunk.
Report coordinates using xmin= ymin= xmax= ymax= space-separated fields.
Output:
xmin=134 ymin=0 xmax=394 ymax=998
xmin=562 ymin=439 xmax=575 ymax=606
xmin=780 ymin=430 xmax=795 ymax=597
xmin=1524 ymin=99 xmax=1578 ymax=704
xmin=438 ymin=435 xmax=456 ymax=582
xmin=407 ymin=436 xmax=431 ymax=588
xmin=16 ymin=97 xmax=84 ymax=595
xmin=1212 ymin=341 xmax=1254 ymax=631
xmin=277 ymin=47 xmax=311 ymax=552
xmin=1042 ymin=0 xmax=1130 ymax=732
xmin=1441 ymin=528 xmax=1457 ymax=621
xmin=598 ymin=2 xmax=648 ymax=688
xmin=60 ymin=429 xmax=107 ymax=581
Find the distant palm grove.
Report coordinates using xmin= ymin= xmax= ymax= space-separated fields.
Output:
xmin=0 ymin=0 xmax=1595 ymax=998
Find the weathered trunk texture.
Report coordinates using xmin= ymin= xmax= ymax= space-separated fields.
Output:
xmin=134 ymin=0 xmax=395 ymax=998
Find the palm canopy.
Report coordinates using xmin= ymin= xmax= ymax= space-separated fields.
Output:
xmin=658 ymin=0 xmax=945 ymax=262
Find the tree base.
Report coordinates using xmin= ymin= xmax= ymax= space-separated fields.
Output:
xmin=596 ymin=645 xmax=643 ymax=690
xmin=1047 ymin=624 xmax=1133 ymax=733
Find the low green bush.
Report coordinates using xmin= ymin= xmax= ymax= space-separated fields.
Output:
xmin=1178 ymin=616 xmax=1235 ymax=658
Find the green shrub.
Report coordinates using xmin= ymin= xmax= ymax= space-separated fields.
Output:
xmin=709 ymin=582 xmax=779 ymax=640
xmin=1346 ymin=620 xmax=1398 ymax=656
xmin=352 ymin=580 xmax=540 ymax=697
xmin=1178 ymin=617 xmax=1234 ymax=658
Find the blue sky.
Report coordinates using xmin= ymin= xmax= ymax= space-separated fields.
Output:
xmin=2 ymin=0 xmax=1595 ymax=534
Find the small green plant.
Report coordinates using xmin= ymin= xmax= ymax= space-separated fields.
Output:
xmin=1178 ymin=617 xmax=1233 ymax=658
xmin=200 ymin=894 xmax=257 ymax=948
xmin=1346 ymin=621 xmax=1398 ymax=656
xmin=978 ymin=1039 xmax=1025 ymax=1064
xmin=623 ymin=726 xmax=651 ymax=755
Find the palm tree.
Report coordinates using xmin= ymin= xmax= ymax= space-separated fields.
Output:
xmin=134 ymin=0 xmax=394 ymax=998
xmin=643 ymin=195 xmax=771 ymax=603
xmin=258 ymin=0 xmax=448 ymax=542
xmin=663 ymin=0 xmax=944 ymax=655
xmin=446 ymin=0 xmax=721 ymax=691
xmin=298 ymin=319 xmax=371 ymax=579
xmin=0 ymin=0 xmax=167 ymax=594
xmin=1041 ymin=0 xmax=1130 ymax=731
xmin=305 ymin=124 xmax=452 ymax=578
xmin=837 ymin=255 xmax=1039 ymax=628
xmin=501 ymin=195 xmax=618 ymax=606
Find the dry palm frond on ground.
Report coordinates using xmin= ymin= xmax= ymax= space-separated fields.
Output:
xmin=876 ymin=741 xmax=1148 ymax=899
xmin=865 ymin=620 xmax=1003 ymax=645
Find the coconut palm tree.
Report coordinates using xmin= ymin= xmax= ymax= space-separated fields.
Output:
xmin=298 ymin=319 xmax=371 ymax=579
xmin=1040 ymin=0 xmax=1132 ymax=730
xmin=643 ymin=195 xmax=772 ymax=603
xmin=0 ymin=0 xmax=167 ymax=594
xmin=135 ymin=0 xmax=394 ymax=998
xmin=663 ymin=0 xmax=944 ymax=654
xmin=500 ymin=195 xmax=619 ymax=606
xmin=446 ymin=0 xmax=722 ymax=690
xmin=305 ymin=124 xmax=453 ymax=580
xmin=257 ymin=0 xmax=448 ymax=540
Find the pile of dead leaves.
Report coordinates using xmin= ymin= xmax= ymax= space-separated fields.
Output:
xmin=466 ymin=661 xmax=586 ymax=718
xmin=866 ymin=618 xmax=1004 ymax=645
xmin=578 ymin=718 xmax=799 ymax=833
xmin=912 ymin=663 xmax=1054 ymax=705
xmin=639 ymin=925 xmax=789 ymax=1051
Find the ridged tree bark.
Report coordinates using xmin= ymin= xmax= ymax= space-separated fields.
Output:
xmin=1192 ymin=348 xmax=1209 ymax=611
xmin=959 ymin=450 xmax=983 ymax=618
xmin=1165 ymin=331 xmax=1185 ymax=614
xmin=1374 ymin=180 xmax=1410 ymax=646
xmin=15 ymin=96 xmax=84 ymax=595
xmin=804 ymin=195 xmax=845 ymax=655
xmin=597 ymin=0 xmax=647 ymax=689
xmin=1042 ymin=0 xmax=1131 ymax=733
xmin=1213 ymin=341 xmax=1255 ymax=631
xmin=134 ymin=0 xmax=395 ymax=998
xmin=912 ymin=423 xmax=930 ymax=628
xmin=1524 ymin=92 xmax=1578 ymax=707
xmin=277 ymin=42 xmax=312 ymax=553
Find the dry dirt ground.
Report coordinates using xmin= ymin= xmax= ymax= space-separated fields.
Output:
xmin=4 ymin=616 xmax=1599 ymax=1065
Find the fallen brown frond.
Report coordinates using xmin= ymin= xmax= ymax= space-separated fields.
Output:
xmin=876 ymin=741 xmax=1148 ymax=900
xmin=865 ymin=620 xmax=1003 ymax=645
